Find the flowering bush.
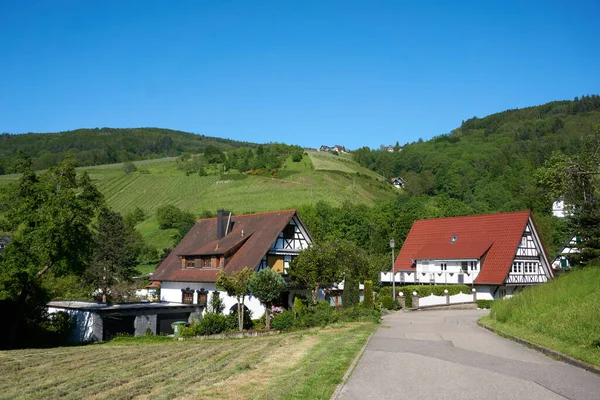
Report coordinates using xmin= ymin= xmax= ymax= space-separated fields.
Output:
xmin=269 ymin=306 xmax=284 ymax=319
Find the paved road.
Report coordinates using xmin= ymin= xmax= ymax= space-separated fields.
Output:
xmin=336 ymin=310 xmax=600 ymax=400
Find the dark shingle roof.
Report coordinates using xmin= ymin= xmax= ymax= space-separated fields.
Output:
xmin=151 ymin=210 xmax=298 ymax=283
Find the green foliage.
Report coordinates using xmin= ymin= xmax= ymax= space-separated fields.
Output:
xmin=354 ymin=97 xmax=600 ymax=214
xmin=293 ymin=297 xmax=306 ymax=317
xmin=180 ymin=313 xmax=231 ymax=337
xmin=248 ymin=268 xmax=287 ymax=329
xmin=291 ymin=148 xmax=303 ymax=162
xmin=271 ymin=309 xmax=295 ymax=330
xmin=0 ymin=153 xmax=103 ymax=348
xmin=124 ymin=207 xmax=146 ymax=228
xmin=477 ymin=300 xmax=493 ymax=309
xmin=537 ymin=125 xmax=600 ymax=265
xmin=363 ymin=280 xmax=374 ymax=308
xmin=208 ymin=291 xmax=225 ymax=314
xmin=341 ymin=274 xmax=360 ymax=309
xmin=85 ymin=207 xmax=141 ymax=302
xmin=380 ymin=295 xmax=393 ymax=310
xmin=216 ymin=267 xmax=253 ymax=331
xmin=155 ymin=204 xmax=195 ymax=230
xmin=288 ymin=242 xmax=343 ymax=305
xmin=0 ymin=127 xmax=257 ymax=173
xmin=123 ymin=162 xmax=137 ymax=174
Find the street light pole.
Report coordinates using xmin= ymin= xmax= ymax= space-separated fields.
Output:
xmin=390 ymin=238 xmax=395 ymax=303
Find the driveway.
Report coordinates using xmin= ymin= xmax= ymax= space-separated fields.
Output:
xmin=335 ymin=309 xmax=600 ymax=400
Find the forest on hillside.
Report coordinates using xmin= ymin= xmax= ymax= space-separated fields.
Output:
xmin=0 ymin=127 xmax=258 ymax=174
xmin=354 ymin=95 xmax=600 ymax=215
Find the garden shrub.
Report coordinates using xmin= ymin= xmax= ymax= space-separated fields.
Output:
xmin=477 ymin=299 xmax=493 ymax=309
xmin=380 ymin=295 xmax=394 ymax=310
xmin=363 ymin=280 xmax=374 ymax=309
xmin=271 ymin=310 xmax=295 ymax=330
xmin=293 ymin=297 xmax=306 ymax=316
xmin=338 ymin=306 xmax=381 ymax=323
xmin=342 ymin=274 xmax=360 ymax=308
xmin=181 ymin=313 xmax=231 ymax=337
xmin=229 ymin=307 xmax=254 ymax=330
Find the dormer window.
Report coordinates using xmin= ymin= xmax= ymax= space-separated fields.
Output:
xmin=450 ymin=235 xmax=458 ymax=243
xmin=199 ymin=257 xmax=211 ymax=269
xmin=185 ymin=258 xmax=196 ymax=268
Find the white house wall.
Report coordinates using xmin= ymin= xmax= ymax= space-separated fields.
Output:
xmin=160 ymin=281 xmax=265 ymax=318
xmin=48 ymin=307 xmax=96 ymax=343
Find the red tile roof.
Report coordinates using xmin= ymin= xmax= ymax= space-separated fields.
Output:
xmin=151 ymin=210 xmax=300 ymax=283
xmin=394 ymin=211 xmax=542 ymax=284
xmin=413 ymin=240 xmax=494 ymax=260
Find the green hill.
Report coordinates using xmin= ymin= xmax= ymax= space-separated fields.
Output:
xmin=0 ymin=127 xmax=257 ymax=173
xmin=29 ymin=152 xmax=392 ymax=266
xmin=354 ymin=95 xmax=600 ymax=214
xmin=481 ymin=267 xmax=600 ymax=367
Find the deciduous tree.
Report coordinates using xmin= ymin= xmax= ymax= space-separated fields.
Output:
xmin=216 ymin=267 xmax=253 ymax=331
xmin=248 ymin=268 xmax=287 ymax=330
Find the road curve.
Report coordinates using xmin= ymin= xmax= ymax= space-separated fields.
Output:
xmin=335 ymin=309 xmax=600 ymax=400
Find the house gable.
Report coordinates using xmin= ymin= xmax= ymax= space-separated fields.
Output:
xmin=392 ymin=211 xmax=552 ymax=286
xmin=151 ymin=210 xmax=312 ymax=283
xmin=505 ymin=218 xmax=553 ymax=285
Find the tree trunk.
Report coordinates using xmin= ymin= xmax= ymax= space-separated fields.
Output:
xmin=237 ymin=299 xmax=243 ymax=331
xmin=311 ymin=283 xmax=320 ymax=305
xmin=265 ymin=306 xmax=271 ymax=330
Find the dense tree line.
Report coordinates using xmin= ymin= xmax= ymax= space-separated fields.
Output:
xmin=0 ymin=127 xmax=258 ymax=174
xmin=354 ymin=96 xmax=600 ymax=214
xmin=0 ymin=153 xmax=153 ymax=348
xmin=224 ymin=143 xmax=304 ymax=172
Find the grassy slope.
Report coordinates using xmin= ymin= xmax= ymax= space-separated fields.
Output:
xmin=0 ymin=152 xmax=394 ymax=272
xmin=0 ymin=322 xmax=376 ymax=400
xmin=480 ymin=268 xmax=600 ymax=366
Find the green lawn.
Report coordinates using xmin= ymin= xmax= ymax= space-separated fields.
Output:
xmin=480 ymin=267 xmax=600 ymax=367
xmin=0 ymin=322 xmax=376 ymax=400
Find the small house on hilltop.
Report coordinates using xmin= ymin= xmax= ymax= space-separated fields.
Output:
xmin=391 ymin=177 xmax=405 ymax=189
xmin=382 ymin=211 xmax=553 ymax=299
xmin=151 ymin=209 xmax=313 ymax=318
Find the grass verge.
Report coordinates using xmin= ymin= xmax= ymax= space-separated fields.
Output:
xmin=0 ymin=322 xmax=377 ymax=400
xmin=479 ymin=267 xmax=600 ymax=367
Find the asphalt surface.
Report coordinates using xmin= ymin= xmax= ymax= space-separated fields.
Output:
xmin=335 ymin=309 xmax=600 ymax=400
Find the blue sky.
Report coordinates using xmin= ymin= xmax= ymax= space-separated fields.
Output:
xmin=1 ymin=1 xmax=599 ymax=149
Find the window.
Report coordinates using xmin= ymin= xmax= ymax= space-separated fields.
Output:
xmin=283 ymin=224 xmax=295 ymax=240
xmin=524 ymin=262 xmax=538 ymax=274
xmin=441 ymin=263 xmax=447 ymax=271
xmin=185 ymin=258 xmax=195 ymax=268
xmin=199 ymin=257 xmax=211 ymax=269
xmin=511 ymin=262 xmax=522 ymax=273
xmin=499 ymin=288 xmax=507 ymax=298
xmin=461 ymin=261 xmax=468 ymax=272
xmin=181 ymin=289 xmax=194 ymax=304
xmin=469 ymin=261 xmax=477 ymax=271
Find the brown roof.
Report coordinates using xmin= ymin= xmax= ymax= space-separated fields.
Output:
xmin=394 ymin=211 xmax=550 ymax=284
xmin=151 ymin=210 xmax=300 ymax=283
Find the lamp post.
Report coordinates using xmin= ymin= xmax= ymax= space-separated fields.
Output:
xmin=390 ymin=238 xmax=395 ymax=302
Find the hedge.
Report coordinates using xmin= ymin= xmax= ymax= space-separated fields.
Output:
xmin=477 ymin=299 xmax=493 ymax=309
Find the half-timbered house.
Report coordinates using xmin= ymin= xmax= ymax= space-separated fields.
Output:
xmin=150 ymin=209 xmax=312 ymax=319
xmin=381 ymin=211 xmax=553 ymax=300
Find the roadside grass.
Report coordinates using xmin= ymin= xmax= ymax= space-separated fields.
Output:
xmin=0 ymin=322 xmax=377 ymax=400
xmin=480 ymin=267 xmax=600 ymax=367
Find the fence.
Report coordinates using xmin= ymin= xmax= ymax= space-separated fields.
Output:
xmin=396 ymin=289 xmax=477 ymax=309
